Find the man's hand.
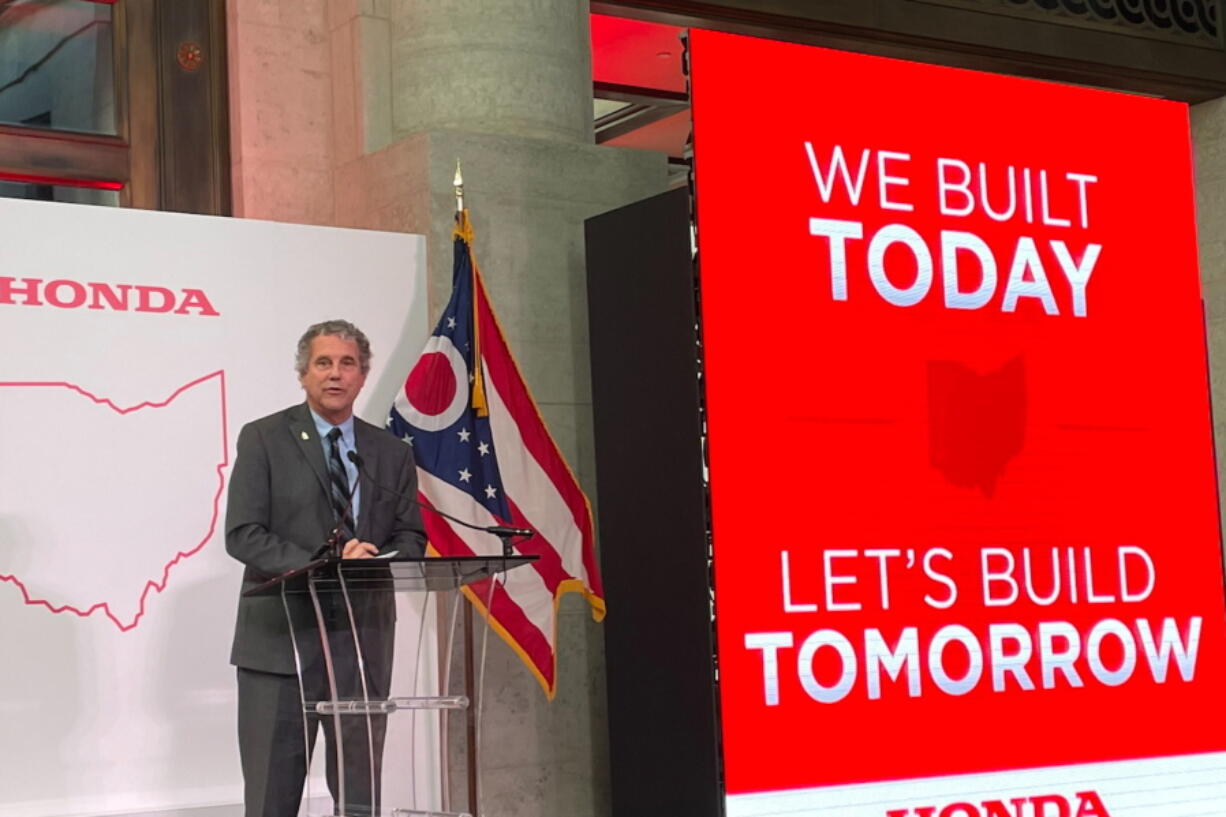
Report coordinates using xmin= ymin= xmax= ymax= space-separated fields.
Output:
xmin=341 ymin=538 xmax=378 ymax=559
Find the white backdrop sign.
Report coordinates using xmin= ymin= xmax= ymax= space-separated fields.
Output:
xmin=0 ymin=198 xmax=434 ymax=816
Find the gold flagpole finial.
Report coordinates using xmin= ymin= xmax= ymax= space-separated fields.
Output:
xmin=453 ymin=159 xmax=464 ymax=214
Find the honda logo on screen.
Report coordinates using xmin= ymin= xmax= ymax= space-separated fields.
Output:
xmin=886 ymin=790 xmax=1110 ymax=817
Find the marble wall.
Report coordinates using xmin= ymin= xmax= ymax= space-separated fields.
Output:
xmin=227 ymin=0 xmax=336 ymax=224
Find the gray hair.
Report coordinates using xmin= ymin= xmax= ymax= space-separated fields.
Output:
xmin=295 ymin=319 xmax=373 ymax=375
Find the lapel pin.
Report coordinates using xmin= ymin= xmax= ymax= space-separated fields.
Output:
xmin=301 ymin=431 xmax=309 ymax=441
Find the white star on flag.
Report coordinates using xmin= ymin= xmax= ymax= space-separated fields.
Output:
xmin=484 ymin=485 xmax=497 ymax=499
xmin=459 ymin=468 xmax=472 ymax=482
xmin=447 ymin=316 xmax=457 ymax=329
xmin=458 ymin=428 xmax=471 ymax=442
xmin=478 ymin=441 xmax=490 ymax=456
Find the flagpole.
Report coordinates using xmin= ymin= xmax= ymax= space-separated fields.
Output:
xmin=453 ymin=156 xmax=484 ymax=817
xmin=464 ymin=601 xmax=480 ymax=815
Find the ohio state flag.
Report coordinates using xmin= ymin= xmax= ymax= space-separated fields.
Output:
xmin=388 ymin=211 xmax=605 ymax=698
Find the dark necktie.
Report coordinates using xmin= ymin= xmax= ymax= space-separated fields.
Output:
xmin=327 ymin=427 xmax=356 ymax=542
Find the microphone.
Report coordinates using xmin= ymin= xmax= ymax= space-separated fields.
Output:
xmin=485 ymin=525 xmax=536 ymax=538
xmin=348 ymin=450 xmax=534 ymax=550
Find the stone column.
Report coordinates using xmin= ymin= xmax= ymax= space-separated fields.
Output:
xmin=390 ymin=1 xmax=594 ymax=143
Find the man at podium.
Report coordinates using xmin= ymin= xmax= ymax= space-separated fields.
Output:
xmin=225 ymin=319 xmax=427 ymax=817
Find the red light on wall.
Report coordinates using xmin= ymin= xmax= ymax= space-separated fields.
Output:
xmin=0 ymin=172 xmax=123 ymax=192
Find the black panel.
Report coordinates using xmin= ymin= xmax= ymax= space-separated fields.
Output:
xmin=587 ymin=188 xmax=723 ymax=817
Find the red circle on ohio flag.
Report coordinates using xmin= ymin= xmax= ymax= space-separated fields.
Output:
xmin=405 ymin=352 xmax=457 ymax=415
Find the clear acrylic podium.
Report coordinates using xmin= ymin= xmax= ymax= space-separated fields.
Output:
xmin=244 ymin=555 xmax=539 ymax=817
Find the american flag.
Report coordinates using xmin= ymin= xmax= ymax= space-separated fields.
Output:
xmin=388 ymin=211 xmax=605 ymax=697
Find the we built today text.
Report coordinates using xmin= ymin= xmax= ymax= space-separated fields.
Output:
xmin=803 ymin=143 xmax=1100 ymax=317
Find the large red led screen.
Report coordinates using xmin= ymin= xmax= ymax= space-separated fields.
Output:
xmin=692 ymin=29 xmax=1226 ymax=817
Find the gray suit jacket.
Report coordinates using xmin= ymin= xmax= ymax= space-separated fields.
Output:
xmin=225 ymin=402 xmax=426 ymax=674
